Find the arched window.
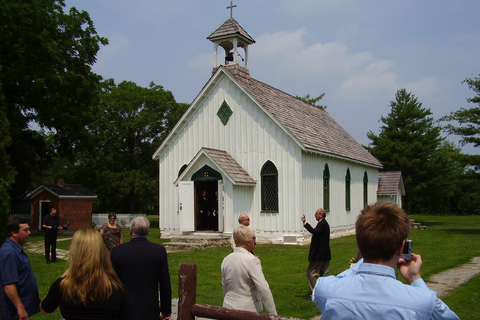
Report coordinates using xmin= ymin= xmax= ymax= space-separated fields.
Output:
xmin=261 ymin=161 xmax=278 ymax=212
xmin=323 ymin=164 xmax=330 ymax=211
xmin=178 ymin=164 xmax=188 ymax=177
xmin=345 ymin=168 xmax=351 ymax=211
xmin=363 ymin=172 xmax=368 ymax=207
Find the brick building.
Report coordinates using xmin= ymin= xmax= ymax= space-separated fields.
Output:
xmin=22 ymin=178 xmax=97 ymax=231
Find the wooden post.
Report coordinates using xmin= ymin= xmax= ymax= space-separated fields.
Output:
xmin=177 ymin=263 xmax=310 ymax=320
xmin=178 ymin=263 xmax=197 ymax=320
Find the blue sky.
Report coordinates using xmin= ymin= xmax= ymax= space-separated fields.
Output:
xmin=65 ymin=0 xmax=480 ymax=154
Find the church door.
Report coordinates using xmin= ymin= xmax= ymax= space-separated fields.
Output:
xmin=179 ymin=181 xmax=195 ymax=232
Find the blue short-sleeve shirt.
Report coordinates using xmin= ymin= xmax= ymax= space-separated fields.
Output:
xmin=0 ymin=238 xmax=40 ymax=319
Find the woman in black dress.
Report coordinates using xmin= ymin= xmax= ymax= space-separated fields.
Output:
xmin=40 ymin=228 xmax=130 ymax=319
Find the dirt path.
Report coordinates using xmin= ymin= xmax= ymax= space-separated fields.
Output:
xmin=425 ymin=256 xmax=480 ymax=298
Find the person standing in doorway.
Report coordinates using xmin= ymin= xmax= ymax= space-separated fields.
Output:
xmin=301 ymin=208 xmax=331 ymax=298
xmin=43 ymin=207 xmax=60 ymax=264
xmin=198 ymin=190 xmax=209 ymax=230
xmin=209 ymin=190 xmax=219 ymax=231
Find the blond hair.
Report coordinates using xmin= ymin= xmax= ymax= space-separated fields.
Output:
xmin=60 ymin=228 xmax=123 ymax=305
xmin=233 ymin=225 xmax=254 ymax=247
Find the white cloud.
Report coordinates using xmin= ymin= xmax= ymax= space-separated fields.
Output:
xmin=336 ymin=60 xmax=398 ymax=102
xmin=95 ymin=33 xmax=129 ymax=67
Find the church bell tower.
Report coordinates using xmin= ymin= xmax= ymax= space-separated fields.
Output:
xmin=206 ymin=1 xmax=256 ymax=69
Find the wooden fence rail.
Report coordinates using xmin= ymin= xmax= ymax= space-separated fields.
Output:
xmin=177 ymin=263 xmax=309 ymax=320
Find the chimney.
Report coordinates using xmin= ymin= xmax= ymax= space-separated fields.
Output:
xmin=55 ymin=178 xmax=64 ymax=185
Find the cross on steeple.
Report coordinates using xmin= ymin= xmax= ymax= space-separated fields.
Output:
xmin=226 ymin=1 xmax=237 ymax=18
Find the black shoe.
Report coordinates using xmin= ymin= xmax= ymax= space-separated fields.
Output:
xmin=51 ymin=260 xmax=59 ymax=263
xmin=46 ymin=260 xmax=50 ymax=264
xmin=305 ymin=296 xmax=312 ymax=301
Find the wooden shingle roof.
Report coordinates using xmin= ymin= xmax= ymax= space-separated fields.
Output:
xmin=221 ymin=65 xmax=382 ymax=168
xmin=378 ymin=171 xmax=405 ymax=195
xmin=207 ymin=18 xmax=256 ymax=44
xmin=202 ymin=148 xmax=256 ymax=184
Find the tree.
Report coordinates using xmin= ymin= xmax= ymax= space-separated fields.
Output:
xmin=296 ymin=93 xmax=327 ymax=110
xmin=442 ymin=75 xmax=480 ymax=168
xmin=69 ymin=80 xmax=188 ymax=213
xmin=0 ymin=86 xmax=15 ymax=240
xmin=367 ymin=89 xmax=462 ymax=214
xmin=0 ymin=0 xmax=107 ymax=200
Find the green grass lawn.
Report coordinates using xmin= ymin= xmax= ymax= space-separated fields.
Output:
xmin=27 ymin=214 xmax=480 ymax=319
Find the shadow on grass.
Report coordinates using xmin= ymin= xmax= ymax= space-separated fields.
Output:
xmin=420 ymin=221 xmax=446 ymax=227
xmin=442 ymin=228 xmax=480 ymax=235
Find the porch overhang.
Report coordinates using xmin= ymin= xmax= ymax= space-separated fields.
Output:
xmin=174 ymin=147 xmax=256 ymax=187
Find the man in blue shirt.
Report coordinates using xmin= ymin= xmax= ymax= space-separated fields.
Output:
xmin=0 ymin=217 xmax=40 ymax=319
xmin=312 ymin=202 xmax=459 ymax=320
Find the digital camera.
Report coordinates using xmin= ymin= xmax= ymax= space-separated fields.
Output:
xmin=401 ymin=239 xmax=413 ymax=260
xmin=62 ymin=222 xmax=70 ymax=230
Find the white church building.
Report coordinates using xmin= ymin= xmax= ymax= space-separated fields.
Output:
xmin=152 ymin=14 xmax=383 ymax=244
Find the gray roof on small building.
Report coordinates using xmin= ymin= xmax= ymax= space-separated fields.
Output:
xmin=220 ymin=65 xmax=382 ymax=168
xmin=207 ymin=18 xmax=256 ymax=44
xmin=24 ymin=184 xmax=97 ymax=199
xmin=378 ymin=171 xmax=405 ymax=195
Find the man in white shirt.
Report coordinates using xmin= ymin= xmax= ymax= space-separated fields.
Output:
xmin=221 ymin=225 xmax=276 ymax=315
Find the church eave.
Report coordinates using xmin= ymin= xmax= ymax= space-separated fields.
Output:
xmin=304 ymin=147 xmax=383 ymax=169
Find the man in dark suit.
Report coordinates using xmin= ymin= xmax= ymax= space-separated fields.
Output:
xmin=111 ymin=216 xmax=172 ymax=320
xmin=301 ymin=208 xmax=331 ymax=297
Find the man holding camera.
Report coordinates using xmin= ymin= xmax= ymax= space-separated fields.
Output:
xmin=312 ymin=202 xmax=458 ymax=319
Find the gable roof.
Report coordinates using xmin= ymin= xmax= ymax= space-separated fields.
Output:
xmin=207 ymin=18 xmax=256 ymax=44
xmin=378 ymin=171 xmax=405 ymax=196
xmin=153 ymin=64 xmax=382 ymax=168
xmin=23 ymin=184 xmax=97 ymax=200
xmin=175 ymin=148 xmax=256 ymax=186
xmin=221 ymin=65 xmax=382 ymax=168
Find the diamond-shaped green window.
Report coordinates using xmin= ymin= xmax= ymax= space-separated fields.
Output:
xmin=217 ymin=100 xmax=233 ymax=126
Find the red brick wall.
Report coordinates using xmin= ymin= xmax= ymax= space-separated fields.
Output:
xmin=58 ymin=199 xmax=93 ymax=231
xmin=31 ymin=191 xmax=93 ymax=231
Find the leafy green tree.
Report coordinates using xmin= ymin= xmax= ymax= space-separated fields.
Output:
xmin=367 ymin=89 xmax=462 ymax=214
xmin=296 ymin=93 xmax=327 ymax=109
xmin=442 ymin=75 xmax=480 ymax=168
xmin=0 ymin=86 xmax=14 ymax=239
xmin=0 ymin=0 xmax=107 ymax=199
xmin=69 ymin=80 xmax=188 ymax=213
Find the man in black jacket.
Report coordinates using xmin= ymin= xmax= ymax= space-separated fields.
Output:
xmin=111 ymin=216 xmax=172 ymax=320
xmin=42 ymin=208 xmax=60 ymax=264
xmin=301 ymin=208 xmax=331 ymax=295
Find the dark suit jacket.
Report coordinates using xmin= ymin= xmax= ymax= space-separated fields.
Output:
xmin=304 ymin=218 xmax=331 ymax=262
xmin=111 ymin=236 xmax=172 ymax=320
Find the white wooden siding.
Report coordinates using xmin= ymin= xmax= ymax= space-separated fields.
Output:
xmin=158 ymin=73 xmax=379 ymax=242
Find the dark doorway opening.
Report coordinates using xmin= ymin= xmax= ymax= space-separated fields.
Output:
xmin=40 ymin=201 xmax=51 ymax=231
xmin=192 ymin=165 xmax=221 ymax=232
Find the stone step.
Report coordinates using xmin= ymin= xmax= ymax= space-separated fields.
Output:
xmin=164 ymin=235 xmax=231 ymax=251
xmin=164 ymin=242 xmax=205 ymax=251
xmin=409 ymin=220 xmax=427 ymax=230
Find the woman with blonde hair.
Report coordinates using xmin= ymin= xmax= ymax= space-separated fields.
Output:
xmin=40 ymin=228 xmax=130 ymax=319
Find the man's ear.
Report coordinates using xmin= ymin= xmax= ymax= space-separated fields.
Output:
xmin=396 ymin=239 xmax=406 ymax=257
